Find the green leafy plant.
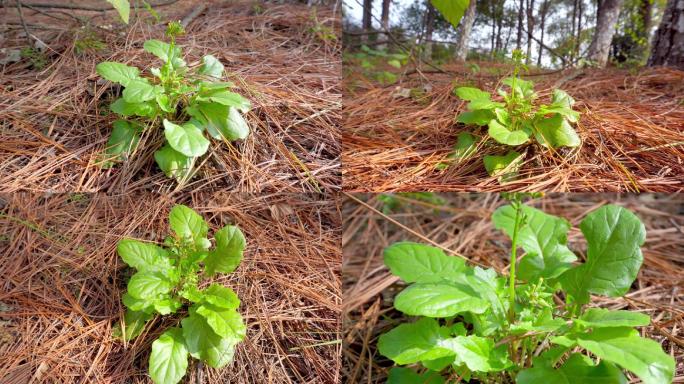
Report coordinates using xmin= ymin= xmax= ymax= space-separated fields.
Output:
xmin=115 ymin=204 xmax=247 ymax=384
xmin=106 ymin=0 xmax=130 ymax=24
xmin=96 ymin=22 xmax=251 ymax=181
xmin=445 ymin=51 xmax=580 ymax=182
xmin=347 ymin=45 xmax=409 ymax=85
xmin=377 ymin=195 xmax=674 ymax=383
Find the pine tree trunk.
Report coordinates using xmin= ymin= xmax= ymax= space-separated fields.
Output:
xmin=575 ymin=0 xmax=583 ymax=61
xmin=455 ymin=0 xmax=477 ymax=61
xmin=362 ymin=0 xmax=373 ymax=44
xmin=587 ymin=0 xmax=624 ymax=67
xmin=525 ymin=0 xmax=535 ymax=64
xmin=516 ymin=0 xmax=524 ymax=49
xmin=378 ymin=0 xmax=390 ymax=49
xmin=537 ymin=0 xmax=549 ymax=66
xmin=570 ymin=0 xmax=578 ymax=63
xmin=648 ymin=0 xmax=684 ymax=68
xmin=424 ymin=2 xmax=436 ymax=59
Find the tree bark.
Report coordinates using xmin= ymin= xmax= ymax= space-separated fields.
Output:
xmin=516 ymin=0 xmax=524 ymax=49
xmin=455 ymin=0 xmax=477 ymax=61
xmin=575 ymin=0 xmax=583 ymax=60
xmin=570 ymin=0 xmax=578 ymax=63
xmin=525 ymin=0 xmax=535 ymax=64
xmin=537 ymin=0 xmax=549 ymax=66
xmin=490 ymin=1 xmax=496 ymax=55
xmin=648 ymin=0 xmax=684 ymax=68
xmin=362 ymin=0 xmax=373 ymax=43
xmin=587 ymin=0 xmax=624 ymax=67
xmin=424 ymin=1 xmax=436 ymax=59
xmin=378 ymin=0 xmax=390 ymax=49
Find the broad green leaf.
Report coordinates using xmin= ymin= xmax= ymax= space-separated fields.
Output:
xmin=551 ymin=327 xmax=674 ymax=384
xmin=163 ymin=119 xmax=210 ymax=157
xmin=577 ymin=308 xmax=650 ymax=328
xmin=204 ymin=225 xmax=245 ymax=276
xmin=127 ymin=271 xmax=173 ymax=299
xmin=168 ymin=204 xmax=208 ymax=244
xmin=539 ymin=105 xmax=580 ymax=123
xmin=492 ymin=204 xmax=576 ymax=280
xmin=143 ymin=39 xmax=181 ymax=63
xmin=190 ymin=102 xmax=250 ymax=141
xmin=199 ymin=81 xmax=236 ymax=90
xmin=454 ymin=86 xmax=490 ymax=101
xmin=502 ymin=77 xmax=536 ymax=98
xmin=552 ymin=89 xmax=575 ymax=107
xmin=488 ymin=119 xmax=530 ymax=145
xmin=122 ymin=79 xmax=157 ymax=103
xmin=483 ymin=150 xmax=523 ymax=182
xmin=494 ymin=108 xmax=510 ymax=125
xmin=225 ymin=107 xmax=250 ymax=140
xmin=195 ymin=304 xmax=246 ymax=340
xmin=456 ymin=110 xmax=494 ymax=126
xmin=122 ymin=292 xmax=155 ymax=312
xmin=394 ymin=282 xmax=490 ymax=318
xmin=468 ymin=99 xmax=505 ymax=110
xmin=437 ymin=132 xmax=478 ymax=170
xmin=558 ymin=205 xmax=645 ymax=304
xmin=117 ymin=239 xmax=171 ymax=272
xmin=96 ymin=62 xmax=139 ymax=86
xmin=110 ymin=98 xmax=157 ymax=117
xmin=517 ymin=353 xmax=628 ymax=384
xmin=181 ymin=313 xmax=241 ymax=368
xmin=199 ymin=55 xmax=224 ymax=78
xmin=156 ymin=93 xmax=175 ymax=113
xmin=422 ymin=355 xmax=456 ymax=371
xmin=118 ymin=309 xmax=152 ymax=341
xmin=378 ymin=318 xmax=453 ymax=364
xmin=153 ymin=297 xmax=182 ymax=315
xmin=149 ymin=328 xmax=188 ymax=384
xmin=441 ymin=335 xmax=511 ymax=372
xmin=154 ymin=145 xmax=194 ymax=180
xmin=383 ymin=242 xmax=466 ymax=283
xmin=387 ymin=59 xmax=402 ymax=69
xmin=535 ymin=114 xmax=580 ymax=148
xmin=103 ymin=120 xmax=141 ymax=164
xmin=202 ymin=284 xmax=240 ymax=309
xmin=197 ymin=90 xmax=250 ymax=112
xmin=430 ymin=0 xmax=470 ymax=29
xmin=105 ymin=0 xmax=130 ymax=23
xmin=387 ymin=367 xmax=445 ymax=384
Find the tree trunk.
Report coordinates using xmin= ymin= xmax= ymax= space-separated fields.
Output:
xmin=525 ymin=0 xmax=535 ymax=64
xmin=537 ymin=0 xmax=549 ymax=66
xmin=636 ymin=0 xmax=653 ymax=58
xmin=570 ymin=0 xmax=578 ymax=63
xmin=587 ymin=0 xmax=624 ymax=67
xmin=516 ymin=0 xmax=524 ymax=49
xmin=648 ymin=0 xmax=684 ymax=68
xmin=490 ymin=1 xmax=496 ymax=56
xmin=496 ymin=3 xmax=504 ymax=52
xmin=575 ymin=0 xmax=583 ymax=61
xmin=378 ymin=0 xmax=390 ymax=49
xmin=362 ymin=0 xmax=373 ymax=44
xmin=424 ymin=1 xmax=436 ymax=59
xmin=455 ymin=0 xmax=477 ymax=61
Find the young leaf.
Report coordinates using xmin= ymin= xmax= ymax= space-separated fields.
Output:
xmin=456 ymin=110 xmax=494 ymax=126
xmin=154 ymin=145 xmax=194 ymax=180
xmin=455 ymin=86 xmax=490 ymax=101
xmin=202 ymin=284 xmax=240 ymax=309
xmin=197 ymin=90 xmax=251 ymax=112
xmin=123 ymin=79 xmax=157 ymax=103
xmin=153 ymin=297 xmax=183 ymax=315
xmin=558 ymin=205 xmax=646 ymax=304
xmin=105 ymin=0 xmax=130 ymax=24
xmin=492 ymin=204 xmax=576 ymax=280
xmin=383 ymin=242 xmax=466 ymax=283
xmin=517 ymin=353 xmax=628 ymax=384
xmin=110 ymin=98 xmax=157 ymax=117
xmin=156 ymin=94 xmax=175 ymax=113
xmin=96 ymin=62 xmax=140 ymax=86
xmin=534 ymin=114 xmax=580 ymax=148
xmin=551 ymin=327 xmax=674 ymax=384
xmin=483 ymin=150 xmax=523 ymax=181
xmin=117 ymin=239 xmax=172 ymax=272
xmin=199 ymin=55 xmax=224 ymax=78
xmin=441 ymin=335 xmax=511 ymax=373
xmin=394 ymin=282 xmax=490 ymax=318
xmin=102 ymin=120 xmax=141 ymax=164
xmin=468 ymin=99 xmax=505 ymax=111
xmin=168 ymin=204 xmax=209 ymax=244
xmin=127 ymin=271 xmax=174 ymax=299
xmin=377 ymin=317 xmax=454 ymax=364
xmin=143 ymin=39 xmax=181 ymax=63
xmin=488 ymin=119 xmax=530 ymax=145
xmin=204 ymin=225 xmax=245 ymax=276
xmin=195 ymin=304 xmax=246 ymax=340
xmin=181 ymin=312 xmax=241 ymax=368
xmin=430 ymin=0 xmax=470 ymax=30
xmin=577 ymin=308 xmax=650 ymax=328
xmin=163 ymin=119 xmax=210 ymax=157
xmin=387 ymin=367 xmax=445 ymax=384
xmin=149 ymin=328 xmax=189 ymax=384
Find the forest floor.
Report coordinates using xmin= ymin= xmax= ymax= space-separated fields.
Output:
xmin=0 ymin=192 xmax=341 ymax=383
xmin=341 ymin=193 xmax=684 ymax=383
xmin=0 ymin=0 xmax=340 ymax=194
xmin=343 ymin=61 xmax=684 ymax=192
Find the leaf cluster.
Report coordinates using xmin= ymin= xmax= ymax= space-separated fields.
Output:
xmin=115 ymin=205 xmax=247 ymax=384
xmin=96 ymin=23 xmax=251 ymax=181
xmin=378 ymin=203 xmax=675 ymax=384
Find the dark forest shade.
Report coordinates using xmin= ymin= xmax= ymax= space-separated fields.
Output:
xmin=648 ymin=0 xmax=684 ymax=69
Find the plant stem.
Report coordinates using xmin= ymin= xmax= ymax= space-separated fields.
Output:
xmin=508 ymin=202 xmax=521 ymax=324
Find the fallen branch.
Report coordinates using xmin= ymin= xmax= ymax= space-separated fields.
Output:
xmin=13 ymin=0 xmax=179 ymax=11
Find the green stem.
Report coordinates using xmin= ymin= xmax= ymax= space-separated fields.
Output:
xmin=508 ymin=202 xmax=521 ymax=324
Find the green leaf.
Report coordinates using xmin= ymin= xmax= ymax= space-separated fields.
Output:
xmin=118 ymin=309 xmax=153 ymax=341
xmin=168 ymin=204 xmax=208 ymax=244
xmin=204 ymin=225 xmax=245 ymax=276
xmin=454 ymin=86 xmax=490 ymax=101
xmin=199 ymin=55 xmax=224 ymax=78
xmin=383 ymin=242 xmax=466 ymax=283
xmin=552 ymin=89 xmax=575 ymax=108
xmin=378 ymin=318 xmax=453 ymax=364
xmin=143 ymin=39 xmax=181 ymax=63
xmin=394 ymin=282 xmax=490 ymax=318
xmin=492 ymin=204 xmax=576 ymax=280
xmin=387 ymin=59 xmax=402 ymax=69
xmin=96 ymin=62 xmax=139 ymax=86
xmin=122 ymin=79 xmax=157 ymax=103
xmin=154 ymin=144 xmax=194 ymax=181
xmin=558 ymin=205 xmax=646 ymax=304
xmin=387 ymin=367 xmax=445 ymax=384
xmin=117 ymin=239 xmax=172 ymax=272
xmin=535 ymin=114 xmax=580 ymax=148
xmin=190 ymin=102 xmax=250 ymax=141
xmin=197 ymin=90 xmax=250 ymax=112
xmin=110 ymin=98 xmax=157 ymax=117
xmin=441 ymin=335 xmax=510 ymax=372
xmin=577 ymin=308 xmax=650 ymax=328
xmin=181 ymin=312 xmax=241 ymax=368
xmin=149 ymin=328 xmax=188 ymax=384
xmin=163 ymin=119 xmax=210 ymax=157
xmin=156 ymin=93 xmax=175 ymax=113
xmin=103 ymin=120 xmax=141 ymax=163
xmin=153 ymin=297 xmax=183 ymax=315
xmin=468 ymin=99 xmax=505 ymax=110
xmin=438 ymin=132 xmax=478 ymax=170
xmin=105 ymin=0 xmax=130 ymax=23
xmin=122 ymin=292 xmax=155 ymax=312
xmin=551 ymin=327 xmax=674 ymax=384
xmin=456 ymin=110 xmax=494 ymax=126
xmin=488 ymin=119 xmax=530 ymax=145
xmin=483 ymin=150 xmax=524 ymax=182
xmin=127 ymin=271 xmax=173 ymax=299
xmin=517 ymin=353 xmax=628 ymax=384
xmin=195 ymin=304 xmax=246 ymax=340
xmin=202 ymin=284 xmax=240 ymax=309
xmin=430 ymin=0 xmax=470 ymax=29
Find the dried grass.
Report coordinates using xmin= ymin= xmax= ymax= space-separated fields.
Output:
xmin=342 ymin=193 xmax=684 ymax=383
xmin=343 ymin=63 xmax=684 ymax=192
xmin=0 ymin=0 xmax=340 ymax=193
xmin=0 ymin=191 xmax=341 ymax=383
